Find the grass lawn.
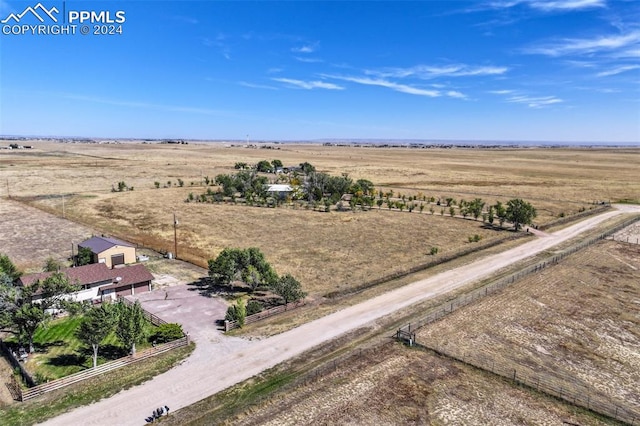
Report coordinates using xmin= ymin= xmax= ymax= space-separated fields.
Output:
xmin=8 ymin=315 xmax=155 ymax=383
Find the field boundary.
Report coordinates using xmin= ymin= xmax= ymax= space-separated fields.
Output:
xmin=394 ymin=213 xmax=640 ymax=425
xmin=396 ymin=213 xmax=640 ymax=337
xmin=409 ymin=342 xmax=639 ymax=425
xmin=325 ymin=233 xmax=528 ymax=299
xmin=538 ymin=204 xmax=610 ymax=231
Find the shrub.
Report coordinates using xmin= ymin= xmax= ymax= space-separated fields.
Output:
xmin=430 ymin=247 xmax=439 ymax=255
xmin=468 ymin=234 xmax=482 ymax=243
xmin=246 ymin=300 xmax=263 ymax=316
xmin=151 ymin=323 xmax=184 ymax=343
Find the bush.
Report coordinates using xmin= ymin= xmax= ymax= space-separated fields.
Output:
xmin=246 ymin=300 xmax=263 ymax=316
xmin=468 ymin=234 xmax=482 ymax=243
xmin=151 ymin=323 xmax=184 ymax=343
xmin=430 ymin=247 xmax=439 ymax=255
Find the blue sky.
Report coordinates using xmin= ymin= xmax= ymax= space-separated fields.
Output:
xmin=1 ymin=0 xmax=639 ymax=142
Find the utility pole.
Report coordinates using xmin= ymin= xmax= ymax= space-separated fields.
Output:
xmin=173 ymin=213 xmax=178 ymax=259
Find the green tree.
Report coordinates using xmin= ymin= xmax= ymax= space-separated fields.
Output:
xmin=271 ymin=274 xmax=306 ymax=305
xmin=43 ymin=257 xmax=63 ymax=272
xmin=14 ymin=303 xmax=45 ymax=353
xmin=506 ymin=199 xmax=537 ymax=230
xmin=256 ymin=160 xmax=273 ymax=173
xmin=76 ymin=304 xmax=116 ymax=368
xmin=488 ymin=205 xmax=495 ymax=225
xmin=271 ymin=159 xmax=283 ymax=169
xmin=225 ymin=298 xmax=246 ymax=327
xmin=154 ymin=181 xmax=160 ymax=189
xmin=494 ymin=201 xmax=507 ymax=227
xmin=115 ymin=301 xmax=147 ymax=355
xmin=449 ymin=206 xmax=456 ymax=217
xmin=468 ymin=198 xmax=485 ymax=221
xmin=299 ymin=162 xmax=315 ymax=174
xmin=76 ymin=246 xmax=93 ymax=266
xmin=0 ymin=253 xmax=21 ymax=282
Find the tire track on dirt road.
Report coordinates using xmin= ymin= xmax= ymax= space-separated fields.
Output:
xmin=41 ymin=206 xmax=640 ymax=426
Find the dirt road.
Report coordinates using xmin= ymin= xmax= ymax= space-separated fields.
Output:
xmin=41 ymin=206 xmax=639 ymax=426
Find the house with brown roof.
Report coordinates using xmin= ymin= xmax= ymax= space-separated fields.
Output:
xmin=18 ymin=263 xmax=154 ymax=303
xmin=78 ymin=236 xmax=137 ymax=268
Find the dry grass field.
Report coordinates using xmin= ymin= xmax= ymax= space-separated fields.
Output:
xmin=2 ymin=141 xmax=639 ymax=297
xmin=210 ymin=343 xmax=615 ymax=426
xmin=0 ymin=199 xmax=92 ymax=272
xmin=416 ymin=239 xmax=640 ymax=413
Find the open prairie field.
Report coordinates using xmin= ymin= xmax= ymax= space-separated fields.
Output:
xmin=189 ymin=342 xmax=615 ymax=426
xmin=415 ymin=239 xmax=640 ymax=413
xmin=2 ymin=141 xmax=639 ymax=296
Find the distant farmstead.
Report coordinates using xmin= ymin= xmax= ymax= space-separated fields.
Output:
xmin=266 ymin=184 xmax=293 ymax=198
xmin=78 ymin=236 xmax=136 ymax=268
xmin=18 ymin=263 xmax=154 ymax=302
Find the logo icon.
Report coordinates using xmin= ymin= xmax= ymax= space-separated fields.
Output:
xmin=1 ymin=2 xmax=59 ymax=24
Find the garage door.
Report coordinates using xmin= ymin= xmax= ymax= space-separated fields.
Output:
xmin=116 ymin=286 xmax=132 ymax=297
xmin=134 ymin=281 xmax=150 ymax=294
xmin=111 ymin=253 xmax=125 ymax=266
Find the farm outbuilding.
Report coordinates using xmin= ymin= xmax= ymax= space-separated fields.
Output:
xmin=78 ymin=236 xmax=136 ymax=268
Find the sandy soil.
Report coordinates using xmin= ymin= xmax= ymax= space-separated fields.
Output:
xmin=39 ymin=205 xmax=639 ymax=426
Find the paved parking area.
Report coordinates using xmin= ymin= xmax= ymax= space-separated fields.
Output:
xmin=129 ymin=284 xmax=228 ymax=344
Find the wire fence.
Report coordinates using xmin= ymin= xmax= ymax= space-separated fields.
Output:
xmin=411 ymin=342 xmax=639 ymax=425
xmin=397 ymin=214 xmax=640 ymax=336
xmin=395 ymin=214 xmax=640 ymax=424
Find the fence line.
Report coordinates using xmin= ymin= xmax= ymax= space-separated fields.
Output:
xmin=18 ymin=337 xmax=188 ymax=401
xmin=225 ymin=300 xmax=307 ymax=331
xmin=538 ymin=204 xmax=610 ymax=231
xmin=610 ymin=235 xmax=640 ymax=245
xmin=394 ymin=214 xmax=640 ymax=425
xmin=398 ymin=214 xmax=640 ymax=336
xmin=411 ymin=342 xmax=639 ymax=425
xmin=0 ymin=339 xmax=36 ymax=387
xmin=326 ymin=233 xmax=526 ymax=299
xmin=119 ymin=296 xmax=168 ymax=326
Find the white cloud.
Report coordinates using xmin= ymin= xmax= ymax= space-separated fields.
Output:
xmin=272 ymin=78 xmax=344 ymax=90
xmin=527 ymin=0 xmax=606 ymax=11
xmin=488 ymin=89 xmax=516 ymax=94
xmin=596 ymin=64 xmax=640 ymax=77
xmin=327 ymin=75 xmax=442 ymax=97
xmin=368 ymin=64 xmax=509 ymax=79
xmin=524 ymin=31 xmax=640 ymax=57
xmin=483 ymin=0 xmax=606 ymax=11
xmin=295 ymin=56 xmax=323 ymax=63
xmin=238 ymin=81 xmax=278 ymax=90
xmin=507 ymin=95 xmax=564 ymax=108
xmin=292 ymin=43 xmax=319 ymax=54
